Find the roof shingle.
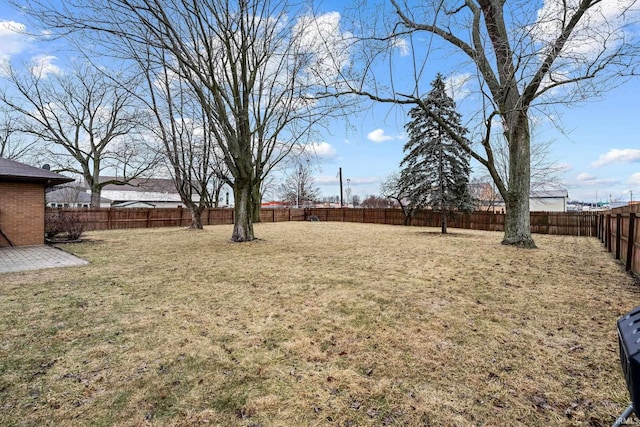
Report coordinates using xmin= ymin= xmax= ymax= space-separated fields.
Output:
xmin=0 ymin=158 xmax=74 ymax=186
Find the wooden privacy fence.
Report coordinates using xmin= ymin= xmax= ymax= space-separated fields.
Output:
xmin=46 ymin=207 xmax=306 ymax=231
xmin=305 ymin=208 xmax=598 ymax=236
xmin=598 ymin=205 xmax=640 ymax=277
xmin=46 ymin=207 xmax=598 ymax=237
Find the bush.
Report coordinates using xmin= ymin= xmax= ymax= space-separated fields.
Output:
xmin=44 ymin=213 xmax=63 ymax=239
xmin=45 ymin=213 xmax=85 ymax=241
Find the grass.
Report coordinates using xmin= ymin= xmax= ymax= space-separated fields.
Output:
xmin=0 ymin=221 xmax=638 ymax=426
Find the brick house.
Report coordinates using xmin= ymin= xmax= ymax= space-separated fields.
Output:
xmin=0 ymin=158 xmax=73 ymax=246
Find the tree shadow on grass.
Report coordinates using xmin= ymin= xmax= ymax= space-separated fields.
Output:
xmin=411 ymin=230 xmax=475 ymax=238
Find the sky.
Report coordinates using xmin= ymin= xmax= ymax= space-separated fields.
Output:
xmin=1 ymin=0 xmax=638 ymax=204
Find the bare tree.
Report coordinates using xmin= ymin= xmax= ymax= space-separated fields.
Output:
xmin=381 ymin=173 xmax=414 ymax=225
xmin=491 ymin=135 xmax=565 ymax=192
xmin=360 ymin=195 xmax=394 ymax=209
xmin=23 ymin=0 xmax=351 ymax=241
xmin=0 ymin=110 xmax=34 ymax=161
xmin=137 ymin=47 xmax=230 ymax=229
xmin=339 ymin=0 xmax=639 ymax=247
xmin=469 ymin=175 xmax=501 ymax=212
xmin=0 ymin=61 xmax=157 ymax=207
xmin=277 ymin=160 xmax=320 ymax=207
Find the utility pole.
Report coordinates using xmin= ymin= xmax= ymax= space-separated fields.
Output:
xmin=339 ymin=167 xmax=343 ymax=207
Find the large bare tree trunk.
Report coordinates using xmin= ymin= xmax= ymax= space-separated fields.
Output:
xmin=90 ymin=186 xmax=101 ymax=208
xmin=502 ymin=111 xmax=535 ymax=247
xmin=185 ymin=202 xmax=204 ymax=230
xmin=251 ymin=184 xmax=262 ymax=223
xmin=232 ymin=181 xmax=255 ymax=242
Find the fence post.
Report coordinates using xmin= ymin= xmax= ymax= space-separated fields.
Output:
xmin=606 ymin=214 xmax=612 ymax=252
xmin=146 ymin=209 xmax=151 ymax=228
xmin=626 ymin=213 xmax=636 ymax=272
xmin=616 ymin=214 xmax=622 ymax=260
xmin=597 ymin=214 xmax=601 ymax=241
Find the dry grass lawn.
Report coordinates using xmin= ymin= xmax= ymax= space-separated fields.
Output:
xmin=1 ymin=222 xmax=639 ymax=426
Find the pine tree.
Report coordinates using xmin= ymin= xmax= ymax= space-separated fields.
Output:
xmin=399 ymin=73 xmax=473 ymax=233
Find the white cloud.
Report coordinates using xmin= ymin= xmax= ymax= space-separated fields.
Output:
xmin=557 ymin=163 xmax=572 ymax=172
xmin=444 ymin=73 xmax=472 ymax=103
xmin=592 ymin=148 xmax=640 ymax=167
xmin=308 ymin=141 xmax=336 ymax=159
xmin=315 ymin=175 xmax=379 ymax=186
xmin=576 ymin=172 xmax=596 ymax=182
xmin=367 ymin=128 xmax=403 ymax=143
xmin=29 ymin=54 xmax=62 ymax=78
xmin=391 ymin=37 xmax=409 ymax=57
xmin=629 ymin=173 xmax=640 ymax=186
xmin=575 ymin=172 xmax=618 ymax=186
xmin=346 ymin=177 xmax=379 ymax=186
xmin=0 ymin=21 xmax=30 ymax=57
xmin=315 ymin=175 xmax=340 ymax=185
xmin=292 ymin=12 xmax=353 ymax=85
xmin=532 ymin=0 xmax=636 ymax=57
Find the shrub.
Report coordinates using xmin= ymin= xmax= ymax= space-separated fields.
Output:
xmin=62 ymin=215 xmax=85 ymax=240
xmin=44 ymin=213 xmax=64 ymax=239
xmin=45 ymin=212 xmax=85 ymax=241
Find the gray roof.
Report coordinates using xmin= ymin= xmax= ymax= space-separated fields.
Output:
xmin=0 ymin=158 xmax=74 ymax=187
xmin=46 ymin=187 xmax=111 ymax=204
xmin=98 ymin=176 xmax=177 ymax=193
xmin=530 ymin=189 xmax=569 ymax=198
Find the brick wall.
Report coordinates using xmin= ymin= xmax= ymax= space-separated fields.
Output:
xmin=0 ymin=182 xmax=45 ymax=246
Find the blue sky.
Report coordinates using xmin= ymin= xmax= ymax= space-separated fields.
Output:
xmin=1 ymin=0 xmax=638 ymax=203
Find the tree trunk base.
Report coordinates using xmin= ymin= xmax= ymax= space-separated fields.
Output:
xmin=501 ymin=236 xmax=537 ymax=249
xmin=230 ymin=235 xmax=256 ymax=243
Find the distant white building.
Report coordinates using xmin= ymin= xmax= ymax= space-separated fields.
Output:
xmin=46 ymin=177 xmax=197 ymax=208
xmin=99 ymin=177 xmax=190 ymax=208
xmin=529 ymin=189 xmax=569 ymax=212
xmin=46 ymin=186 xmax=112 ymax=208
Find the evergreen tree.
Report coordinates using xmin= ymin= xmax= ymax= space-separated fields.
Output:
xmin=399 ymin=73 xmax=473 ymax=233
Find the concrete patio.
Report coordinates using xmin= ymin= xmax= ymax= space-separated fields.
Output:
xmin=0 ymin=245 xmax=88 ymax=274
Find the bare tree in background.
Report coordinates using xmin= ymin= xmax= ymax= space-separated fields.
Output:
xmin=469 ymin=175 xmax=501 ymax=212
xmin=339 ymin=0 xmax=639 ymax=247
xmin=22 ymin=0 xmax=352 ymax=241
xmin=360 ymin=195 xmax=394 ymax=209
xmin=499 ymin=138 xmax=565 ymax=192
xmin=137 ymin=47 xmax=229 ymax=229
xmin=381 ymin=173 xmax=414 ymax=225
xmin=277 ymin=160 xmax=320 ymax=207
xmin=0 ymin=61 xmax=157 ymax=207
xmin=0 ymin=110 xmax=34 ymax=161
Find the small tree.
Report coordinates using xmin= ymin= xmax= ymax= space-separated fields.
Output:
xmin=399 ymin=74 xmax=472 ymax=234
xmin=360 ymin=195 xmax=394 ymax=209
xmin=381 ymin=173 xmax=414 ymax=225
xmin=277 ymin=161 xmax=320 ymax=207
